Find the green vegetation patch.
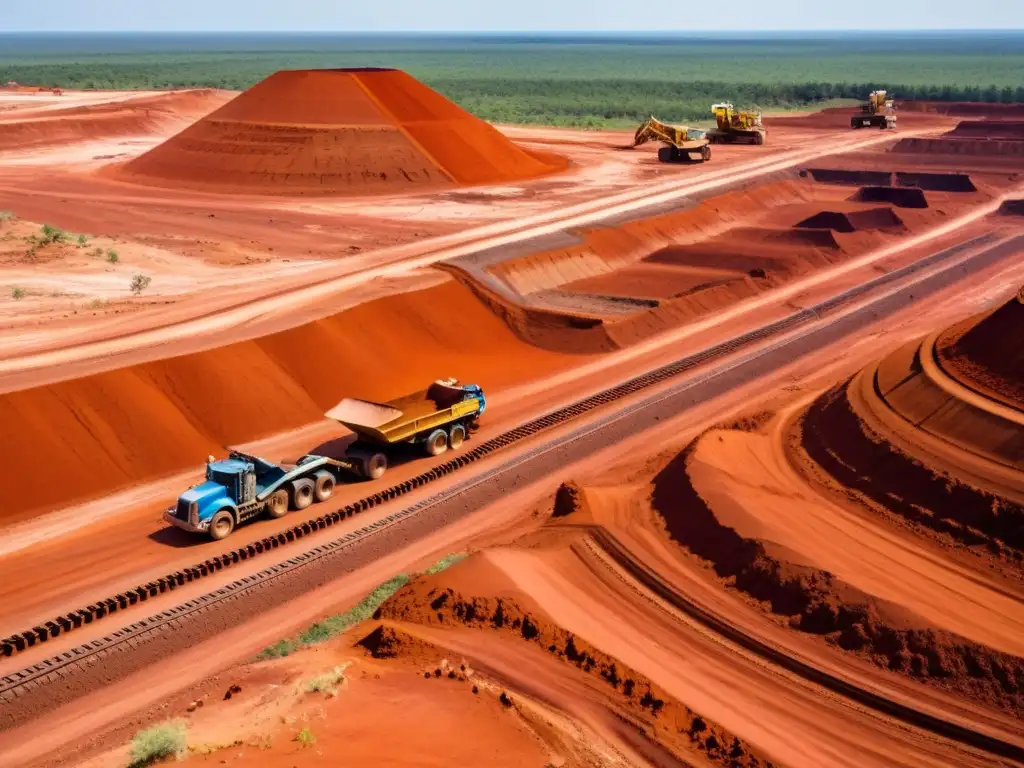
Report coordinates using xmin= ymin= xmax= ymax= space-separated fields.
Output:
xmin=257 ymin=551 xmax=465 ymax=659
xmin=129 ymin=720 xmax=187 ymax=768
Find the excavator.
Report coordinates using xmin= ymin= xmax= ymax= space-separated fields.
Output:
xmin=706 ymin=103 xmax=767 ymax=145
xmin=852 ymin=90 xmax=897 ymax=130
xmin=632 ymin=116 xmax=711 ymax=163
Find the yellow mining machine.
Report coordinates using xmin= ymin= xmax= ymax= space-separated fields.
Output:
xmin=707 ymin=103 xmax=767 ymax=145
xmin=632 ymin=116 xmax=711 ymax=163
xmin=852 ymin=90 xmax=897 ymax=130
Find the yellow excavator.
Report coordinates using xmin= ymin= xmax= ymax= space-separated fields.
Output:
xmin=852 ymin=90 xmax=897 ymax=130
xmin=632 ymin=116 xmax=711 ymax=163
xmin=707 ymin=103 xmax=767 ymax=145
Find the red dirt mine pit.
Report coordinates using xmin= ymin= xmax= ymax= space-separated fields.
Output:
xmin=796 ymin=207 xmax=906 ymax=233
xmin=805 ymin=168 xmax=893 ymax=187
xmin=116 ymin=69 xmax=567 ymax=195
xmin=851 ymin=186 xmax=929 ymax=209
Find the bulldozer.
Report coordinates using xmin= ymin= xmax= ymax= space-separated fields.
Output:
xmin=632 ymin=116 xmax=711 ymax=163
xmin=706 ymin=103 xmax=767 ymax=145
xmin=852 ymin=90 xmax=897 ymax=130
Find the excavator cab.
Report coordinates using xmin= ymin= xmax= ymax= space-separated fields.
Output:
xmin=707 ymin=103 xmax=766 ymax=145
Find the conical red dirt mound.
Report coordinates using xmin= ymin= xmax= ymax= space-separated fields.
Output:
xmin=117 ymin=68 xmax=566 ymax=195
xmin=940 ymin=295 xmax=1024 ymax=408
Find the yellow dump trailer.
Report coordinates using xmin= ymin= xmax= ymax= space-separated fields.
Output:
xmin=326 ymin=378 xmax=486 ymax=479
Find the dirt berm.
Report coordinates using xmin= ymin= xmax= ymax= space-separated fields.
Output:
xmin=0 ymin=279 xmax=577 ymax=524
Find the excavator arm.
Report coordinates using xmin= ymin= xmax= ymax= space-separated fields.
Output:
xmin=633 ymin=116 xmax=691 ymax=149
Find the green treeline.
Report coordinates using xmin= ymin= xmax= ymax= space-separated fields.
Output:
xmin=3 ymin=35 xmax=1023 ymax=129
xmin=5 ymin=68 xmax=1020 ymax=128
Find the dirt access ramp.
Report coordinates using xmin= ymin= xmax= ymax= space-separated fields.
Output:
xmin=115 ymin=68 xmax=567 ymax=195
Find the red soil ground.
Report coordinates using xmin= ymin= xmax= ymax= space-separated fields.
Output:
xmin=0 ymin=277 xmax=578 ymax=525
xmin=116 ymin=69 xmax=567 ymax=195
xmin=9 ymin=249 xmax=1024 ymax=768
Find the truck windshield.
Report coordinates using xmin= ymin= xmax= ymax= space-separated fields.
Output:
xmin=210 ymin=470 xmax=237 ymax=487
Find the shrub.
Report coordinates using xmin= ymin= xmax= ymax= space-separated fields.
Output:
xmin=130 ymin=273 xmax=152 ymax=295
xmin=39 ymin=224 xmax=67 ymax=245
xmin=77 ymin=233 xmax=88 ymax=246
xmin=0 ymin=210 xmax=13 ymax=223
xmin=293 ymin=727 xmax=316 ymax=748
xmin=128 ymin=721 xmax=187 ymax=768
xmin=304 ymin=664 xmax=350 ymax=696
xmin=11 ymin=286 xmax=25 ymax=300
xmin=106 ymin=248 xmax=119 ymax=264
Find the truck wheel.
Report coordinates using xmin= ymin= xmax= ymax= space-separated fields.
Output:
xmin=209 ymin=511 xmax=235 ymax=541
xmin=291 ymin=479 xmax=315 ymax=511
xmin=425 ymin=429 xmax=449 ymax=457
xmin=449 ymin=424 xmax=466 ymax=449
xmin=701 ymin=145 xmax=711 ymax=162
xmin=363 ymin=452 xmax=388 ymax=480
xmin=267 ymin=489 xmax=289 ymax=518
xmin=313 ymin=472 xmax=335 ymax=502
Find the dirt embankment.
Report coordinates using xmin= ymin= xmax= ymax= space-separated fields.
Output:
xmin=938 ymin=297 xmax=1024 ymax=409
xmin=901 ymin=102 xmax=1024 ymax=118
xmin=376 ymin=561 xmax=775 ymax=768
xmin=0 ymin=90 xmax=230 ymax=151
xmin=653 ymin=438 xmax=1024 ymax=716
xmin=800 ymin=382 xmax=1024 ymax=561
xmin=491 ymin=178 xmax=821 ymax=297
xmin=0 ymin=277 xmax=578 ymax=525
xmin=116 ymin=69 xmax=566 ymax=195
xmin=891 ymin=118 xmax=1024 ymax=165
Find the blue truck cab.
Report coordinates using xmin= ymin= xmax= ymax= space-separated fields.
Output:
xmin=462 ymin=383 xmax=486 ymax=417
xmin=164 ymin=452 xmax=321 ymax=540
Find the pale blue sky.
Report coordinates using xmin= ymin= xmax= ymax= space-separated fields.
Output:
xmin=3 ymin=0 xmax=1021 ymax=32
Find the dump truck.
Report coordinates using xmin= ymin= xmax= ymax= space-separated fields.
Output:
xmin=164 ymin=451 xmax=355 ymax=540
xmin=164 ymin=379 xmax=486 ymax=540
xmin=852 ymin=90 xmax=897 ymax=130
xmin=326 ymin=378 xmax=486 ymax=479
xmin=706 ymin=103 xmax=767 ymax=145
xmin=632 ymin=116 xmax=711 ymax=163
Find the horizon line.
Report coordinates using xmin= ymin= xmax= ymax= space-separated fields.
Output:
xmin=3 ymin=28 xmax=1023 ymax=34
